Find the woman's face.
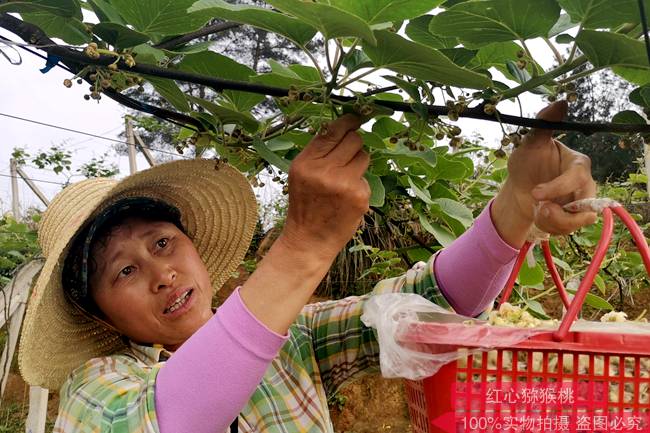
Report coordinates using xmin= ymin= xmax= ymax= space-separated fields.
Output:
xmin=88 ymin=217 xmax=214 ymax=351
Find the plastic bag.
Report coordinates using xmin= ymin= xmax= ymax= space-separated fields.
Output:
xmin=361 ymin=293 xmax=551 ymax=380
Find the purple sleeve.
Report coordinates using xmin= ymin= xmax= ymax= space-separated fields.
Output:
xmin=434 ymin=201 xmax=520 ymax=317
xmin=155 ymin=287 xmax=288 ymax=433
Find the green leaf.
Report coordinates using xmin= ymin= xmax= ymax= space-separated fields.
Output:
xmin=87 ymin=0 xmax=125 ymax=24
xmin=372 ymin=117 xmax=406 ymax=137
xmin=593 ymin=274 xmax=606 ymax=296
xmin=0 ymin=0 xmax=81 ymax=17
xmin=408 ymin=177 xmax=434 ymax=204
xmin=552 ymin=256 xmax=572 ymax=272
xmin=518 ymin=261 xmax=545 ymax=286
xmin=92 ymin=23 xmax=150 ymax=50
xmin=404 ymin=15 xmax=458 ymax=49
xmin=252 ymin=137 xmax=291 ymax=173
xmin=428 ymin=0 xmax=561 ymax=45
xmin=110 ymin=0 xmax=212 ymax=38
xmin=506 ymin=61 xmax=551 ymax=94
xmin=576 ymin=30 xmax=650 ymax=70
xmin=342 ymin=49 xmax=374 ymax=74
xmin=406 ymin=247 xmax=434 ymax=263
xmin=327 ymin=0 xmax=444 ymax=25
xmin=555 ymin=34 xmax=575 ymax=44
xmin=188 ymin=0 xmax=317 ymax=45
xmin=548 ymin=13 xmax=577 ymax=37
xmin=433 ymin=198 xmax=473 ymax=228
xmin=364 ymin=172 xmax=386 ymax=207
xmin=434 ymin=155 xmax=469 ymax=180
xmin=266 ymin=0 xmax=377 ymax=44
xmin=566 ymin=289 xmax=614 ymax=311
xmin=523 ymin=299 xmax=550 ymax=320
xmin=382 ymin=147 xmax=438 ymax=171
xmin=362 ymin=30 xmax=492 ymax=89
xmin=163 ymin=41 xmax=214 ymax=55
xmin=382 ymin=76 xmax=421 ymax=101
xmin=439 ymin=48 xmax=477 ymax=67
xmin=360 ymin=131 xmax=386 ymax=149
xmin=188 ymin=96 xmax=259 ymax=132
xmin=630 ymin=86 xmax=650 ymax=108
xmin=469 ymin=41 xmax=525 ymax=70
xmin=418 ymin=211 xmax=456 ymax=247
xmin=558 ymin=0 xmax=650 ymax=29
xmin=179 ymin=52 xmax=265 ymax=111
xmin=613 ymin=66 xmax=650 ymax=86
xmin=20 ymin=13 xmax=90 ymax=45
xmin=132 ymin=44 xmax=167 ymax=64
xmin=612 ymin=110 xmax=647 ymax=125
xmin=148 ymin=77 xmax=191 ymax=112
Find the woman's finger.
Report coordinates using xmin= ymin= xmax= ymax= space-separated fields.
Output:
xmin=326 ymin=130 xmax=364 ymax=166
xmin=535 ymin=202 xmax=597 ymax=235
xmin=346 ymin=148 xmax=370 ymax=177
xmin=532 ymin=161 xmax=591 ymax=202
xmin=304 ymin=114 xmax=361 ymax=158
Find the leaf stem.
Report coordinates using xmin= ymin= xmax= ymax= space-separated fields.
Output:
xmin=336 ymin=67 xmax=379 ymax=89
xmin=543 ymin=37 xmax=564 ymax=64
xmin=499 ymin=55 xmax=588 ymax=100
xmin=557 ymin=66 xmax=605 ymax=85
xmin=299 ymin=43 xmax=326 ymax=84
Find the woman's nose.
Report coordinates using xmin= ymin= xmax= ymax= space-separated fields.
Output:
xmin=151 ymin=262 xmax=176 ymax=292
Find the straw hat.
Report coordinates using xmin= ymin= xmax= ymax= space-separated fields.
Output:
xmin=19 ymin=159 xmax=258 ymax=390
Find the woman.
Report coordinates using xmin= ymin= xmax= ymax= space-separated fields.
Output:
xmin=19 ymin=101 xmax=596 ymax=432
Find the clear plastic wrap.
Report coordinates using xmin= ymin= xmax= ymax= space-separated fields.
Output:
xmin=361 ymin=293 xmax=553 ymax=380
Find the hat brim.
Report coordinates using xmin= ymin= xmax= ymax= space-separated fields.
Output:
xmin=19 ymin=160 xmax=258 ymax=390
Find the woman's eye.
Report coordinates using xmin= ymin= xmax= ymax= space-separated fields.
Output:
xmin=120 ymin=266 xmax=134 ymax=277
xmin=157 ymin=238 xmax=169 ymax=248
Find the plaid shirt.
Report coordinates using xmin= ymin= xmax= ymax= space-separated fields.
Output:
xmin=54 ymin=257 xmax=453 ymax=433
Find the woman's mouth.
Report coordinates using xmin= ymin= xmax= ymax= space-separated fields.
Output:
xmin=163 ymin=288 xmax=194 ymax=315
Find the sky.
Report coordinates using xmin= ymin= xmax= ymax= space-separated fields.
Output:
xmin=0 ymin=19 xmax=552 ymax=218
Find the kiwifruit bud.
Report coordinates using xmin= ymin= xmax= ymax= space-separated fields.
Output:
xmin=494 ymin=149 xmax=507 ymax=159
xmin=63 ymin=79 xmax=72 ymax=88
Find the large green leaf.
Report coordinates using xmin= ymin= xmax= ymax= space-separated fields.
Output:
xmin=630 ymin=86 xmax=650 ymax=108
xmin=613 ymin=66 xmax=650 ymax=86
xmin=266 ymin=0 xmax=377 ymax=44
xmin=576 ymin=30 xmax=650 ymax=70
xmin=92 ymin=23 xmax=150 ymax=50
xmin=147 ymin=77 xmax=191 ymax=112
xmin=188 ymin=0 xmax=316 ymax=45
xmin=517 ymin=261 xmax=545 ymax=286
xmin=362 ymin=30 xmax=492 ymax=89
xmin=0 ymin=0 xmax=81 ymax=17
xmin=326 ymin=0 xmax=444 ymax=25
xmin=179 ymin=52 xmax=265 ymax=111
xmin=418 ymin=210 xmax=456 ymax=247
xmin=20 ymin=13 xmax=90 ymax=45
xmin=432 ymin=198 xmax=473 ymax=228
xmin=404 ymin=15 xmax=458 ymax=49
xmin=566 ymin=289 xmax=614 ymax=311
xmin=87 ymin=0 xmax=125 ymax=24
xmin=434 ymin=155 xmax=469 ymax=180
xmin=612 ymin=110 xmax=647 ymax=125
xmin=187 ymin=96 xmax=259 ymax=132
xmin=109 ymin=0 xmax=212 ymax=38
xmin=364 ymin=172 xmax=386 ymax=207
xmin=558 ymin=0 xmax=650 ymax=29
xmin=428 ymin=0 xmax=561 ymax=45
xmin=252 ymin=137 xmax=291 ymax=173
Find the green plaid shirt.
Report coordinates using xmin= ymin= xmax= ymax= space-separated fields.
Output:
xmin=54 ymin=257 xmax=452 ymax=433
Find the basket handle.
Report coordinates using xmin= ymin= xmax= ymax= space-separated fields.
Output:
xmin=498 ymin=202 xmax=650 ymax=342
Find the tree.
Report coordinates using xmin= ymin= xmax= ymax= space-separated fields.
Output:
xmin=564 ymin=66 xmax=644 ymax=182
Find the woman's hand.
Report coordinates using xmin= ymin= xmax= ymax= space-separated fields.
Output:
xmin=240 ymin=114 xmax=369 ymax=333
xmin=492 ymin=101 xmax=597 ymax=247
xmin=279 ymin=114 xmax=370 ymax=259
